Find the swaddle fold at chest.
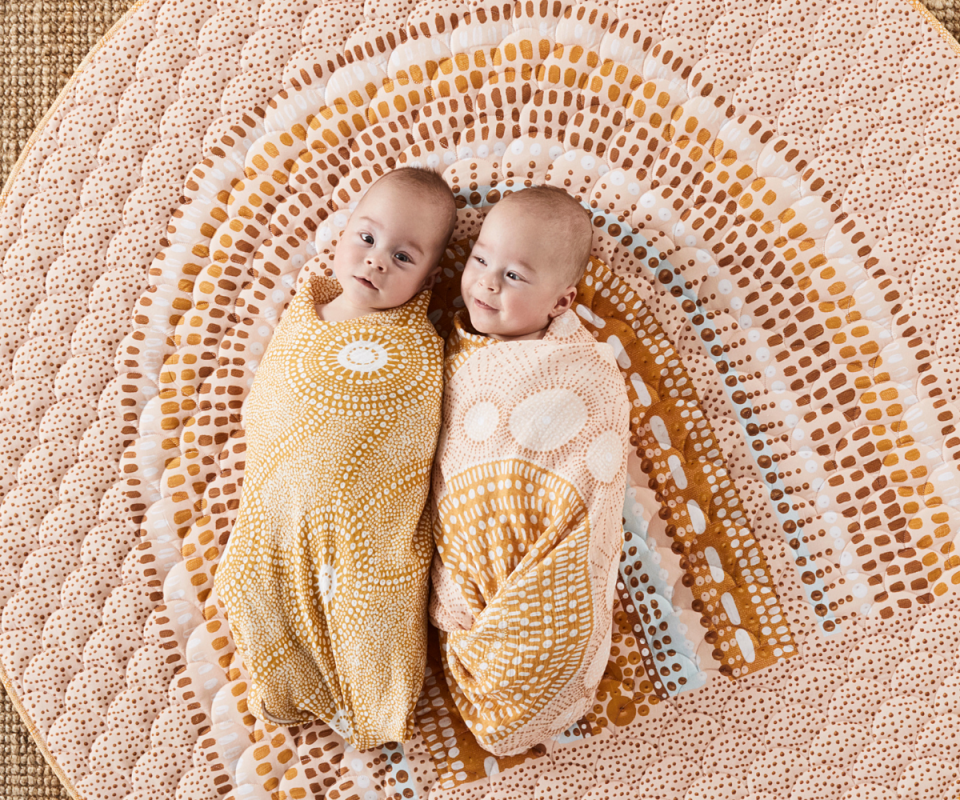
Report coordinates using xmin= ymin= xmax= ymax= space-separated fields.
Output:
xmin=431 ymin=310 xmax=630 ymax=756
xmin=214 ymin=274 xmax=442 ymax=749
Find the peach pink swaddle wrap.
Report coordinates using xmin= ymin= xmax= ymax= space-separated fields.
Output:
xmin=431 ymin=309 xmax=631 ymax=756
xmin=214 ymin=274 xmax=442 ymax=749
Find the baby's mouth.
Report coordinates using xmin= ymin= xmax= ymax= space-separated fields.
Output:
xmin=355 ymin=276 xmax=378 ymax=291
xmin=473 ymin=297 xmax=497 ymax=312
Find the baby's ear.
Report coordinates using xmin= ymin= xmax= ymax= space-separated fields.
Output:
xmin=549 ymin=284 xmax=578 ymax=318
xmin=421 ymin=263 xmax=442 ymax=290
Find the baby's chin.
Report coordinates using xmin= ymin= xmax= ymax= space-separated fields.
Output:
xmin=465 ymin=312 xmax=498 ymax=337
xmin=466 ymin=314 xmax=539 ymax=341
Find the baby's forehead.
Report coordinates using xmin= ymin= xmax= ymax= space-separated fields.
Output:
xmin=484 ymin=199 xmax=563 ymax=238
xmin=347 ymin=181 xmax=450 ymax=247
xmin=356 ymin=179 xmax=441 ymax=218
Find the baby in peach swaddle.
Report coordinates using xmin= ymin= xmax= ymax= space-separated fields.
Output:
xmin=431 ymin=186 xmax=631 ymax=756
xmin=214 ymin=168 xmax=457 ymax=749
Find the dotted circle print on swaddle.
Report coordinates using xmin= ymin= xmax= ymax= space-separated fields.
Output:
xmin=336 ymin=340 xmax=390 ymax=373
xmin=508 ymin=387 xmax=589 ymax=452
xmin=286 ymin=324 xmax=434 ymax=414
xmin=1 ymin=0 xmax=960 ymax=799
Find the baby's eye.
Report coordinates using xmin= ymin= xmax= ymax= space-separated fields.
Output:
xmin=395 ymin=252 xmax=412 ymax=264
xmin=473 ymin=256 xmax=486 ymax=266
xmin=506 ymin=271 xmax=521 ymax=281
xmin=359 ymin=233 xmax=374 ymax=244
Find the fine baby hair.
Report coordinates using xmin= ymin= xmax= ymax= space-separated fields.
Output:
xmin=495 ymin=184 xmax=593 ymax=284
xmin=370 ymin=165 xmax=458 ymax=247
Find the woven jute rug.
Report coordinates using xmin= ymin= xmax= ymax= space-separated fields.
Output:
xmin=0 ymin=0 xmax=138 ymax=192
xmin=0 ymin=0 xmax=958 ymax=798
xmin=928 ymin=0 xmax=960 ymax=37
xmin=0 ymin=686 xmax=72 ymax=800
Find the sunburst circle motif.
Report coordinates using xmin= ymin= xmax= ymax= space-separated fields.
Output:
xmin=336 ymin=339 xmax=390 ymax=373
xmin=317 ymin=562 xmax=338 ymax=603
xmin=0 ymin=0 xmax=955 ymax=798
xmin=284 ymin=326 xmax=433 ymax=416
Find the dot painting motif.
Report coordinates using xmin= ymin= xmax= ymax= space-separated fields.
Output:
xmin=429 ymin=306 xmax=633 ymax=757
xmin=0 ymin=0 xmax=959 ymax=800
xmin=213 ymin=274 xmax=443 ymax=748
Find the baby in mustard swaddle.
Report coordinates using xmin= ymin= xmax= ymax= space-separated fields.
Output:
xmin=214 ymin=168 xmax=457 ymax=749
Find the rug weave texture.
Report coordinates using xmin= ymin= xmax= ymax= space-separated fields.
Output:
xmin=0 ymin=0 xmax=958 ymax=798
xmin=0 ymin=0 xmax=137 ymax=190
xmin=928 ymin=0 xmax=960 ymax=36
xmin=0 ymin=678 xmax=71 ymax=799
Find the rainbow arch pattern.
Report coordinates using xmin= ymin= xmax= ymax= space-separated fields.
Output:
xmin=0 ymin=0 xmax=959 ymax=798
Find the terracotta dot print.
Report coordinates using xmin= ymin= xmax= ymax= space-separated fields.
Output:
xmin=0 ymin=0 xmax=959 ymax=798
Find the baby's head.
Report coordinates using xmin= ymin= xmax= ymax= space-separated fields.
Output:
xmin=333 ymin=167 xmax=457 ymax=311
xmin=461 ymin=185 xmax=592 ymax=341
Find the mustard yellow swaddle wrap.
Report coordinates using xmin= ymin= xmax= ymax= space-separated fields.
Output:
xmin=214 ymin=274 xmax=442 ymax=749
xmin=431 ymin=309 xmax=631 ymax=756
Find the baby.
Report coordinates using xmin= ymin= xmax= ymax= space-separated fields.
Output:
xmin=430 ymin=186 xmax=631 ymax=756
xmin=214 ymin=167 xmax=457 ymax=749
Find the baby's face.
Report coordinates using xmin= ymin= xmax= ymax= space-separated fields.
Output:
xmin=333 ymin=180 xmax=445 ymax=312
xmin=461 ymin=203 xmax=577 ymax=341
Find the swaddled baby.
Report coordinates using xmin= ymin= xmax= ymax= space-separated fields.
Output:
xmin=431 ymin=186 xmax=631 ymax=756
xmin=215 ymin=168 xmax=457 ymax=749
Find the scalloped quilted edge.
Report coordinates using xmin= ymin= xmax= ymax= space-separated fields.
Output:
xmin=0 ymin=5 xmax=165 ymax=796
xmin=0 ymin=0 xmax=958 ymax=798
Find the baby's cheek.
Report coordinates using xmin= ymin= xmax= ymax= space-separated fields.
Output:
xmin=504 ymin=293 xmax=529 ymax=321
xmin=333 ymin=243 xmax=354 ymax=268
xmin=460 ymin=264 xmax=479 ymax=290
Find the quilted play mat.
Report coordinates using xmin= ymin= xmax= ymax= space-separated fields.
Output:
xmin=2 ymin=0 xmax=960 ymax=798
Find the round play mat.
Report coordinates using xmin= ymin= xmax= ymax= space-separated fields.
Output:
xmin=1 ymin=0 xmax=960 ymax=799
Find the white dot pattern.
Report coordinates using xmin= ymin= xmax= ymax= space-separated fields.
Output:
xmin=213 ymin=275 xmax=442 ymax=749
xmin=431 ymin=311 xmax=630 ymax=756
xmin=1 ymin=0 xmax=960 ymax=798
